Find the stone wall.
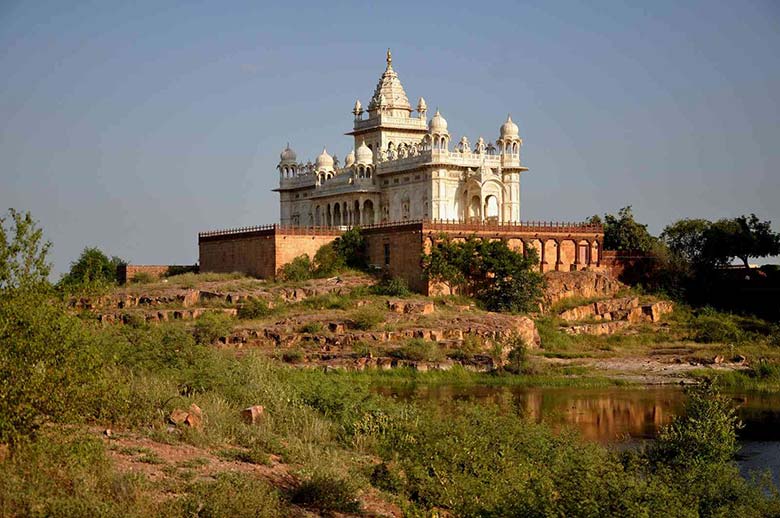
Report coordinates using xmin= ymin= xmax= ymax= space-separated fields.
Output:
xmin=363 ymin=223 xmax=426 ymax=293
xmin=274 ymin=233 xmax=340 ymax=274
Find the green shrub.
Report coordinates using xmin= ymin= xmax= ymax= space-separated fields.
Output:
xmin=389 ymin=339 xmax=443 ymax=362
xmin=332 ymin=228 xmax=367 ymax=270
xmin=237 ymin=298 xmax=273 ymax=319
xmin=0 ymin=291 xmax=100 ymax=444
xmin=369 ymin=277 xmax=411 ymax=296
xmin=281 ymin=349 xmax=304 ymax=363
xmin=692 ymin=309 xmax=743 ymax=343
xmin=289 ymin=472 xmax=361 ymax=515
xmin=350 ymin=308 xmax=385 ymax=330
xmin=313 ymin=243 xmax=346 ymax=277
xmin=279 ymin=254 xmax=313 ymax=282
xmin=302 ymin=293 xmax=352 ymax=310
xmin=300 ymin=322 xmax=323 ymax=334
xmin=193 ymin=312 xmax=234 ymax=345
xmin=130 ymin=272 xmax=154 ymax=284
xmin=180 ymin=472 xmax=286 ymax=518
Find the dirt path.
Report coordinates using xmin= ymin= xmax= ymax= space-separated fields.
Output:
xmin=95 ymin=429 xmax=401 ymax=517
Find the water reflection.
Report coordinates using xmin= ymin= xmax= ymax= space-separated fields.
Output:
xmin=375 ymin=384 xmax=780 ymax=483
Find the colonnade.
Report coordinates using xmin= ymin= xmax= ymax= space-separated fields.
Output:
xmin=313 ymin=198 xmax=377 ymax=227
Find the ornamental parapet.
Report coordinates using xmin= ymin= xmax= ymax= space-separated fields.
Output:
xmin=351 ymin=114 xmax=428 ymax=132
xmin=199 ymin=219 xmax=603 ymax=242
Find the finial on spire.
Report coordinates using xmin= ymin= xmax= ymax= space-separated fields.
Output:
xmin=386 ymin=48 xmax=392 ymax=68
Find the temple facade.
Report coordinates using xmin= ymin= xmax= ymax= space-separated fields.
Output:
xmin=275 ymin=50 xmax=526 ymax=227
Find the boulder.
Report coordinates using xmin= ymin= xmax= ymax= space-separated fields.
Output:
xmin=241 ymin=405 xmax=265 ymax=425
xmin=564 ymin=321 xmax=630 ymax=336
xmin=543 ymin=270 xmax=623 ymax=307
xmin=169 ymin=404 xmax=203 ymax=428
xmin=510 ymin=316 xmax=541 ymax=349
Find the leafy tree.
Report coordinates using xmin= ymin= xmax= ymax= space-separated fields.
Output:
xmin=650 ymin=382 xmax=741 ymax=468
xmin=701 ymin=214 xmax=780 ymax=269
xmin=601 ymin=206 xmax=655 ymax=253
xmin=0 ymin=208 xmax=51 ymax=291
xmin=660 ymin=218 xmax=712 ymax=265
xmin=332 ymin=227 xmax=367 ymax=270
xmin=60 ymin=246 xmax=124 ymax=286
xmin=312 ymin=243 xmax=345 ymax=277
xmin=279 ymin=254 xmax=313 ymax=281
xmin=423 ymin=236 xmax=543 ymax=313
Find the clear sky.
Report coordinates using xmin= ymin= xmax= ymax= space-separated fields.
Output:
xmin=1 ymin=1 xmax=778 ymax=276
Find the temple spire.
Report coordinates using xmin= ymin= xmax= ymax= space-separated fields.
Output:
xmin=386 ymin=48 xmax=392 ymax=69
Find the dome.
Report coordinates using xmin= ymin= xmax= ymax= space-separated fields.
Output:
xmin=417 ymin=97 xmax=427 ymax=112
xmin=429 ymin=109 xmax=448 ymax=133
xmin=500 ymin=115 xmax=519 ymax=138
xmin=355 ymin=141 xmax=373 ymax=164
xmin=344 ymin=150 xmax=355 ymax=167
xmin=315 ymin=148 xmax=334 ymax=170
xmin=353 ymin=99 xmax=362 ymax=114
xmin=279 ymin=143 xmax=297 ymax=162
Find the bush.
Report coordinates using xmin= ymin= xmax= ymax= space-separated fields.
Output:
xmin=300 ymin=322 xmax=323 ymax=334
xmin=281 ymin=349 xmax=304 ymax=363
xmin=302 ymin=293 xmax=352 ymax=310
xmin=692 ymin=309 xmax=743 ymax=343
xmin=193 ymin=312 xmax=234 ymax=345
xmin=313 ymin=243 xmax=346 ymax=277
xmin=0 ymin=291 xmax=99 ymax=444
xmin=279 ymin=254 xmax=313 ymax=282
xmin=369 ymin=277 xmax=410 ymax=296
xmin=649 ymin=382 xmax=741 ymax=468
xmin=130 ymin=272 xmax=154 ymax=284
xmin=504 ymin=334 xmax=529 ymax=374
xmin=350 ymin=308 xmax=385 ymax=330
xmin=332 ymin=228 xmax=367 ymax=270
xmin=290 ymin=472 xmax=361 ymax=515
xmin=181 ymin=472 xmax=286 ymax=518
xmin=389 ymin=339 xmax=443 ymax=362
xmin=60 ymin=246 xmax=124 ymax=287
xmin=237 ymin=298 xmax=273 ymax=319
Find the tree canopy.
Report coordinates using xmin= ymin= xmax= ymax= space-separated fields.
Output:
xmin=423 ymin=236 xmax=543 ymax=313
xmin=60 ymin=247 xmax=125 ymax=286
xmin=0 ymin=208 xmax=51 ymax=291
xmin=597 ymin=206 xmax=656 ymax=253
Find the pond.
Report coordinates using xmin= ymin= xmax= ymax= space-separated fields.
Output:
xmin=374 ymin=384 xmax=780 ymax=483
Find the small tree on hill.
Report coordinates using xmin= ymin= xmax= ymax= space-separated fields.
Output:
xmin=0 ymin=208 xmax=51 ymax=291
xmin=660 ymin=218 xmax=712 ymax=265
xmin=423 ymin=236 xmax=543 ymax=313
xmin=332 ymin=227 xmax=367 ymax=270
xmin=60 ymin=247 xmax=125 ymax=286
xmin=600 ymin=206 xmax=656 ymax=253
xmin=701 ymin=214 xmax=780 ymax=269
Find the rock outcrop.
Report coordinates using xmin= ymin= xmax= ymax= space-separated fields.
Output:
xmin=543 ymin=270 xmax=624 ymax=308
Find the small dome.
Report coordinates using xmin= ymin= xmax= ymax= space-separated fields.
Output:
xmin=353 ymin=99 xmax=362 ymax=114
xmin=315 ymin=148 xmax=334 ymax=169
xmin=417 ymin=97 xmax=427 ymax=112
xmin=429 ymin=109 xmax=448 ymax=133
xmin=355 ymin=141 xmax=373 ymax=164
xmin=280 ymin=143 xmax=297 ymax=162
xmin=344 ymin=150 xmax=355 ymax=167
xmin=500 ymin=115 xmax=519 ymax=138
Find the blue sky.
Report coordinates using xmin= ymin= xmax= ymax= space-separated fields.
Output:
xmin=1 ymin=1 xmax=778 ymax=275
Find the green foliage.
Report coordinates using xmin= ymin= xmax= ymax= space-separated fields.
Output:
xmin=302 ymin=293 xmax=352 ymax=310
xmin=180 ymin=472 xmax=286 ymax=518
xmin=332 ymin=227 xmax=367 ymax=270
xmin=237 ymin=297 xmax=273 ymax=319
xmin=193 ymin=312 xmax=234 ymax=345
xmin=0 ymin=208 xmax=51 ymax=291
xmin=164 ymin=264 xmax=198 ymax=277
xmin=504 ymin=334 xmax=529 ymax=374
xmin=661 ymin=218 xmax=712 ymax=265
xmin=300 ymin=322 xmax=323 ymax=334
xmin=601 ymin=206 xmax=656 ymax=253
xmin=61 ymin=246 xmax=125 ymax=287
xmin=312 ymin=243 xmax=346 ymax=277
xmin=279 ymin=254 xmax=313 ymax=281
xmin=281 ymin=349 xmax=304 ymax=363
xmin=350 ymin=307 xmax=385 ymax=330
xmin=369 ymin=276 xmax=411 ymax=296
xmin=130 ymin=271 xmax=154 ymax=284
xmin=0 ymin=433 xmax=154 ymax=517
xmin=702 ymin=214 xmax=780 ymax=268
xmin=290 ymin=472 xmax=361 ymax=515
xmin=649 ymin=382 xmax=742 ymax=468
xmin=422 ymin=236 xmax=544 ymax=313
xmin=0 ymin=291 xmax=98 ymax=444
xmin=691 ymin=309 xmax=744 ymax=343
xmin=389 ymin=339 xmax=443 ymax=362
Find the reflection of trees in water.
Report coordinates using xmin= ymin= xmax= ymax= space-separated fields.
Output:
xmin=373 ymin=385 xmax=780 ymax=443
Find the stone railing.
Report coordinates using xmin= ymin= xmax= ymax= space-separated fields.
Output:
xmin=200 ymin=219 xmax=603 ymax=240
xmin=353 ymin=114 xmax=427 ymax=131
